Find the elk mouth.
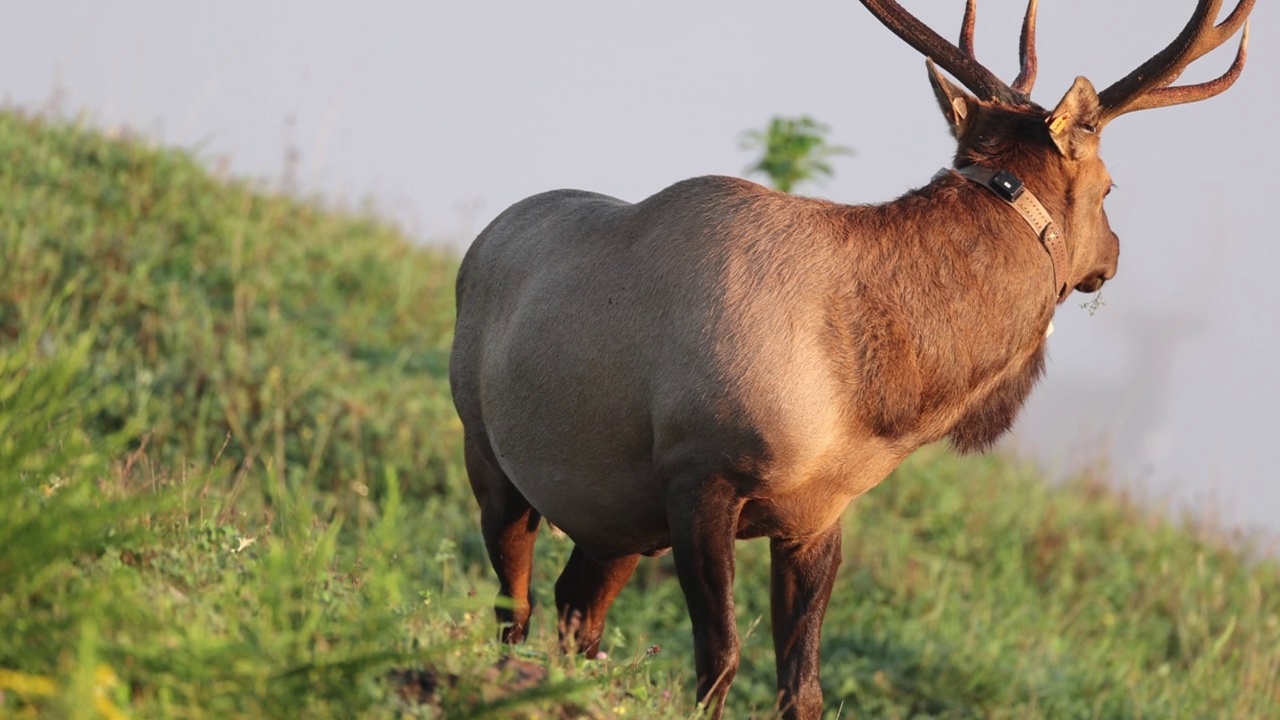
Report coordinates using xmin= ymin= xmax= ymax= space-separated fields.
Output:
xmin=1074 ymin=276 xmax=1107 ymax=294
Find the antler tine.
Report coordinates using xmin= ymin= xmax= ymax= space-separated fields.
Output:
xmin=1010 ymin=0 xmax=1039 ymax=94
xmin=1172 ymin=0 xmax=1252 ymax=75
xmin=1118 ymin=22 xmax=1249 ymax=115
xmin=956 ymin=0 xmax=1038 ymax=95
xmin=859 ymin=0 xmax=1027 ymax=105
xmin=960 ymin=0 xmax=977 ymax=59
xmin=1098 ymin=0 xmax=1255 ymax=124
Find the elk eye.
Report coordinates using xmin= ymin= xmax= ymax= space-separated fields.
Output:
xmin=1104 ymin=183 xmax=1115 ymax=197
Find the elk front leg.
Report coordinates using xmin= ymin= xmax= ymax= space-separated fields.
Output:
xmin=770 ymin=523 xmax=842 ymax=720
xmin=667 ymin=473 xmax=743 ymax=720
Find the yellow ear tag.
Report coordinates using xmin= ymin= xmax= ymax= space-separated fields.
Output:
xmin=951 ymin=97 xmax=968 ymax=121
xmin=1048 ymin=113 xmax=1071 ymax=134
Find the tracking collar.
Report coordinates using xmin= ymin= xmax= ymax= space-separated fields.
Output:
xmin=952 ymin=165 xmax=1070 ymax=301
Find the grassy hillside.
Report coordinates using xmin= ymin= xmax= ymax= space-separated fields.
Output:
xmin=1 ymin=111 xmax=1277 ymax=719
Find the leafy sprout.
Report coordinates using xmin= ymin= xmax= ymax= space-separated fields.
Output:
xmin=741 ymin=115 xmax=853 ymax=194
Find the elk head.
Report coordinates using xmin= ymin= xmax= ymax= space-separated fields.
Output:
xmin=862 ymin=0 xmax=1253 ymax=301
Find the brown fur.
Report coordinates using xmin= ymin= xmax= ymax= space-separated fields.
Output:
xmin=444 ymin=12 xmax=1222 ymax=719
xmin=441 ymin=1 xmax=1255 ymax=712
xmin=449 ymin=94 xmax=1123 ymax=714
xmin=451 ymin=105 xmax=1117 ymax=714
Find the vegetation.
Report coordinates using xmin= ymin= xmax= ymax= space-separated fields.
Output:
xmin=741 ymin=116 xmax=853 ymax=194
xmin=1 ymin=111 xmax=1278 ymax=718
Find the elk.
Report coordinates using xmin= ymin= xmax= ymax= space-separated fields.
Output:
xmin=448 ymin=1 xmax=1253 ymax=717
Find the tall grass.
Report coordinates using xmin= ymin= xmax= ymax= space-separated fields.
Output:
xmin=0 ymin=110 xmax=460 ymax=506
xmin=1 ymin=110 xmax=1277 ymax=718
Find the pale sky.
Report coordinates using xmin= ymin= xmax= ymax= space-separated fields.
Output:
xmin=3 ymin=1 xmax=1277 ymax=538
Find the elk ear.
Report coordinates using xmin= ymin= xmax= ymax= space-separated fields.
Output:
xmin=927 ymin=59 xmax=978 ymax=138
xmin=1047 ymin=76 xmax=1103 ymax=158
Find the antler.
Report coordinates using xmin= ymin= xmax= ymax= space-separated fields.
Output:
xmin=959 ymin=0 xmax=978 ymax=59
xmin=860 ymin=0 xmax=1041 ymax=105
xmin=959 ymin=0 xmax=1039 ymax=95
xmin=1011 ymin=0 xmax=1039 ymax=94
xmin=1098 ymin=0 xmax=1254 ymax=125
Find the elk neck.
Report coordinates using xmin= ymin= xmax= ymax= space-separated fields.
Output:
xmin=855 ymin=170 xmax=1061 ymax=329
xmin=806 ymin=174 xmax=1060 ymax=448
xmin=928 ymin=161 xmax=1064 ymax=307
xmin=949 ymin=164 xmax=1070 ymax=302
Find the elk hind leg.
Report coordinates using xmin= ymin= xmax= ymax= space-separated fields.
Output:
xmin=554 ymin=545 xmax=640 ymax=657
xmin=465 ymin=433 xmax=541 ymax=644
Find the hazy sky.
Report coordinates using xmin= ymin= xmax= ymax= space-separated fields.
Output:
xmin=3 ymin=1 xmax=1277 ymax=538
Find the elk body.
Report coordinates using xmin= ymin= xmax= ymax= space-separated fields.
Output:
xmin=448 ymin=1 xmax=1253 ymax=717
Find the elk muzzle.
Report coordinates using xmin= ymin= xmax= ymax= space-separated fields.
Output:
xmin=1075 ymin=275 xmax=1107 ymax=294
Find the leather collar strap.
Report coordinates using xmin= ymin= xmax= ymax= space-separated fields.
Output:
xmin=954 ymin=164 xmax=1070 ymax=301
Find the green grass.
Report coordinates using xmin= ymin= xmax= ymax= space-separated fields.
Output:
xmin=1 ymin=110 xmax=1277 ymax=718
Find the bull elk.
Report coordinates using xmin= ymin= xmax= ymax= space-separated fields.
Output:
xmin=448 ymin=0 xmax=1254 ymax=717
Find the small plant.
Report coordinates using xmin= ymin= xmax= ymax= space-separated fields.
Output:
xmin=740 ymin=115 xmax=853 ymax=194
xmin=1080 ymin=290 xmax=1107 ymax=316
